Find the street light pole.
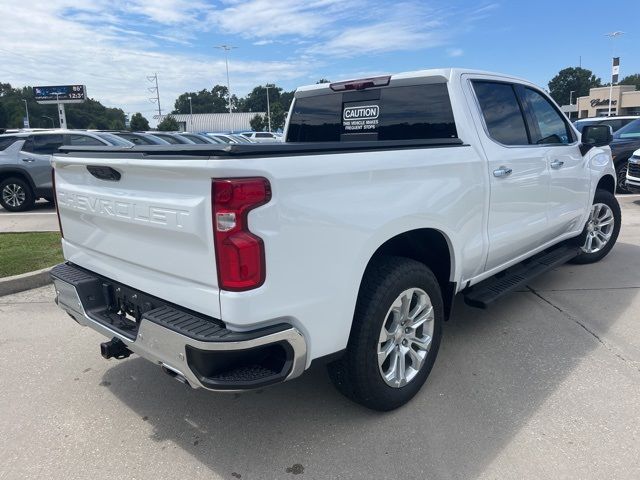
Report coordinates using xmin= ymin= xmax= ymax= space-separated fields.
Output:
xmin=265 ymin=85 xmax=271 ymax=132
xmin=605 ymin=31 xmax=624 ymax=116
xmin=215 ymin=45 xmax=237 ymax=115
xmin=22 ymin=99 xmax=30 ymax=128
xmin=188 ymin=96 xmax=193 ymax=131
xmin=569 ymin=90 xmax=575 ymax=120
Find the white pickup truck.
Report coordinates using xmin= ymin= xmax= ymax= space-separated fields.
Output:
xmin=51 ymin=69 xmax=621 ymax=411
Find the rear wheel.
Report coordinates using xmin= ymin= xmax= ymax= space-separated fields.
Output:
xmin=328 ymin=257 xmax=443 ymax=411
xmin=0 ymin=177 xmax=35 ymax=212
xmin=570 ymin=189 xmax=621 ymax=264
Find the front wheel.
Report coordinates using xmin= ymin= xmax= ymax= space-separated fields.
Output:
xmin=328 ymin=257 xmax=443 ymax=411
xmin=570 ymin=189 xmax=621 ymax=265
xmin=615 ymin=162 xmax=631 ymax=194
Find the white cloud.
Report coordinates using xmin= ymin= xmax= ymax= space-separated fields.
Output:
xmin=447 ymin=48 xmax=464 ymax=57
xmin=307 ymin=21 xmax=447 ymax=57
xmin=210 ymin=0 xmax=354 ymax=38
xmin=0 ymin=1 xmax=497 ymax=125
xmin=0 ymin=0 xmax=310 ymax=124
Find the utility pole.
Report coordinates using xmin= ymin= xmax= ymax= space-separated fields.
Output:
xmin=188 ymin=96 xmax=193 ymax=131
xmin=265 ymin=85 xmax=271 ymax=132
xmin=605 ymin=31 xmax=624 ymax=116
xmin=215 ymin=44 xmax=237 ymax=116
xmin=147 ymin=73 xmax=162 ymax=117
xmin=55 ymin=93 xmax=67 ymax=129
xmin=22 ymin=99 xmax=30 ymax=128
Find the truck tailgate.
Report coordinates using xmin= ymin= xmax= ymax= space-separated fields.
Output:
xmin=53 ymin=156 xmax=220 ymax=318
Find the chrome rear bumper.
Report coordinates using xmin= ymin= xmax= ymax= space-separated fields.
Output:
xmin=52 ymin=264 xmax=307 ymax=391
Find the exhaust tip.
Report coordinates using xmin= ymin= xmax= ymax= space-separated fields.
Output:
xmin=161 ymin=363 xmax=190 ymax=387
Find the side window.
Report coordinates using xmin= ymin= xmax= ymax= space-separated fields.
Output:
xmin=0 ymin=136 xmax=19 ymax=150
xmin=32 ymin=134 xmax=64 ymax=154
xmin=522 ymin=88 xmax=573 ymax=144
xmin=472 ymin=81 xmax=529 ymax=145
xmin=67 ymin=134 xmax=104 ymax=146
xmin=22 ymin=137 xmax=34 ymax=153
xmin=256 ymin=132 xmax=273 ymax=138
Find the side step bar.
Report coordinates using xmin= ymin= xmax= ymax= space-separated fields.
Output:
xmin=463 ymin=245 xmax=580 ymax=309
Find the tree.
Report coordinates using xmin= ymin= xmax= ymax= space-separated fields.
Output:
xmin=249 ymin=114 xmax=266 ymax=132
xmin=129 ymin=112 xmax=149 ymax=131
xmin=0 ymin=82 xmax=125 ymax=129
xmin=316 ymin=79 xmax=330 ymax=84
xmin=269 ymin=103 xmax=287 ymax=131
xmin=172 ymin=85 xmax=236 ymax=114
xmin=157 ymin=116 xmax=179 ymax=131
xmin=548 ymin=67 xmax=602 ymax=106
xmin=620 ymin=74 xmax=640 ymax=90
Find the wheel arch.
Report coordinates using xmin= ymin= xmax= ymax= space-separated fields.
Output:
xmin=596 ymin=174 xmax=616 ymax=195
xmin=359 ymin=228 xmax=457 ymax=320
xmin=0 ymin=168 xmax=37 ymax=190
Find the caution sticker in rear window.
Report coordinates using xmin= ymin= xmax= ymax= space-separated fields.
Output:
xmin=342 ymin=104 xmax=379 ymax=133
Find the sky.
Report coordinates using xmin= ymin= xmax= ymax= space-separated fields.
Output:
xmin=0 ymin=0 xmax=638 ymax=123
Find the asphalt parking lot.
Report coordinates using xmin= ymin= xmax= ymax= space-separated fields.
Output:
xmin=1 ymin=196 xmax=639 ymax=480
xmin=0 ymin=201 xmax=58 ymax=232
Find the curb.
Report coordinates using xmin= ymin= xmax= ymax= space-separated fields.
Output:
xmin=0 ymin=267 xmax=53 ymax=297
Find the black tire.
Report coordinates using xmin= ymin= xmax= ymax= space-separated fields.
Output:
xmin=570 ymin=189 xmax=621 ymax=265
xmin=328 ymin=256 xmax=443 ymax=411
xmin=0 ymin=177 xmax=35 ymax=212
xmin=615 ymin=161 xmax=631 ymax=194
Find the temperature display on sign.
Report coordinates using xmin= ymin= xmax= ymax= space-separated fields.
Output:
xmin=33 ymin=85 xmax=86 ymax=103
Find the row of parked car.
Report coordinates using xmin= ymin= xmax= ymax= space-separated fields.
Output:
xmin=573 ymin=115 xmax=640 ymax=194
xmin=0 ymin=128 xmax=282 ymax=212
xmin=1 ymin=118 xmax=639 ymax=212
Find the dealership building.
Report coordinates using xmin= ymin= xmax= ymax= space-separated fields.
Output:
xmin=565 ymin=85 xmax=640 ymax=119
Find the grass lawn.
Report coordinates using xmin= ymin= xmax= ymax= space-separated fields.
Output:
xmin=0 ymin=232 xmax=63 ymax=278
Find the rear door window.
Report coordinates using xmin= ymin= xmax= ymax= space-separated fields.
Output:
xmin=0 ymin=136 xmax=18 ymax=151
xmin=32 ymin=134 xmax=64 ymax=154
xmin=472 ymin=81 xmax=529 ymax=146
xmin=286 ymin=83 xmax=457 ymax=142
xmin=66 ymin=134 xmax=105 ymax=146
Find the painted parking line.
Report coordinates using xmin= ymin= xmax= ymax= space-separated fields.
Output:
xmin=0 ymin=212 xmax=57 ymax=216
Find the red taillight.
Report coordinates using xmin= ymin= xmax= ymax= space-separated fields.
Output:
xmin=212 ymin=178 xmax=271 ymax=291
xmin=51 ymin=169 xmax=63 ymax=238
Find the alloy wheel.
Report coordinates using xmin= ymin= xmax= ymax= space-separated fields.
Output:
xmin=377 ymin=288 xmax=434 ymax=388
xmin=581 ymin=202 xmax=615 ymax=254
xmin=2 ymin=183 xmax=26 ymax=208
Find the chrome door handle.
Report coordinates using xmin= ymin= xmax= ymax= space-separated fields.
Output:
xmin=21 ymin=158 xmax=35 ymax=163
xmin=493 ymin=166 xmax=513 ymax=178
xmin=550 ymin=159 xmax=564 ymax=169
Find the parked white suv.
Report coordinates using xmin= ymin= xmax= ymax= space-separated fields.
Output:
xmin=240 ymin=131 xmax=281 ymax=143
xmin=50 ymin=69 xmax=619 ymax=410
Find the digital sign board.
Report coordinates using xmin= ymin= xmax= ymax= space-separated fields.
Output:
xmin=33 ymin=85 xmax=86 ymax=104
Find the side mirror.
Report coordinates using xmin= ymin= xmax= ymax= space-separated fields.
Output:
xmin=580 ymin=124 xmax=613 ymax=155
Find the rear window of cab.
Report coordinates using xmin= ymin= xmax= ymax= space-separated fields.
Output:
xmin=286 ymin=83 xmax=457 ymax=142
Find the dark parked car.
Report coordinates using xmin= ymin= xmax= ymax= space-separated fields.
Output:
xmin=609 ymin=118 xmax=640 ymax=194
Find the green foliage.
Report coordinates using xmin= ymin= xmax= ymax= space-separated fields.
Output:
xmin=620 ymin=74 xmax=640 ymax=90
xmin=0 ymin=83 xmax=125 ymax=129
xmin=316 ymin=79 xmax=330 ymax=84
xmin=249 ymin=114 xmax=266 ymax=132
xmin=157 ymin=116 xmax=179 ymax=131
xmin=129 ymin=112 xmax=150 ymax=131
xmin=172 ymin=85 xmax=237 ymax=114
xmin=548 ymin=67 xmax=602 ymax=106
